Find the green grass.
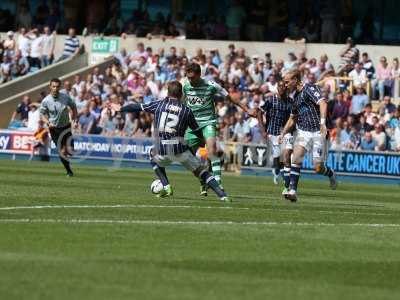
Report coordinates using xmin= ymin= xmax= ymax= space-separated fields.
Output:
xmin=0 ymin=160 xmax=400 ymax=300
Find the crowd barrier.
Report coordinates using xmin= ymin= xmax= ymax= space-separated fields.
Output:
xmin=0 ymin=130 xmax=398 ymax=181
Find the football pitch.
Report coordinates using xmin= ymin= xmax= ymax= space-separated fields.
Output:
xmin=0 ymin=160 xmax=399 ymax=300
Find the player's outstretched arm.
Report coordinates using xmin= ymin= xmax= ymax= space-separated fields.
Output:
xmin=120 ymin=103 xmax=144 ymax=113
xmin=226 ymin=94 xmax=257 ymax=118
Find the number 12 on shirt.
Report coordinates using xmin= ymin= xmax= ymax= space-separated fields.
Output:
xmin=159 ymin=112 xmax=179 ymax=133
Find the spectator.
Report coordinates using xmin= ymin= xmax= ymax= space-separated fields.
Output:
xmin=41 ymin=26 xmax=55 ymax=67
xmin=4 ymin=31 xmax=16 ymax=57
xmin=225 ymin=44 xmax=237 ymax=64
xmin=11 ymin=95 xmax=31 ymax=123
xmin=78 ymin=105 xmax=96 ymax=134
xmin=265 ymin=74 xmax=278 ymax=94
xmin=363 ymin=103 xmax=377 ymax=126
xmin=359 ymin=114 xmax=373 ymax=134
xmin=60 ymin=80 xmax=73 ymax=96
xmin=74 ymin=91 xmax=88 ymax=113
xmin=26 ymin=102 xmax=41 ymax=131
xmin=332 ymin=92 xmax=349 ymax=121
xmin=360 ymin=131 xmax=377 ymax=151
xmin=0 ymin=55 xmax=12 ymax=83
xmin=361 ymin=52 xmax=375 ymax=79
xmin=17 ymin=28 xmax=32 ymax=61
xmin=350 ymin=86 xmax=369 ymax=114
xmin=11 ymin=50 xmax=30 ymax=78
xmin=284 ymin=52 xmax=298 ymax=72
xmin=340 ymin=120 xmax=352 ymax=148
xmin=320 ymin=54 xmax=334 ymax=71
xmin=58 ymin=28 xmax=80 ymax=61
xmin=394 ymin=122 xmax=400 ymax=151
xmin=371 ymin=124 xmax=387 ymax=151
xmin=99 ymin=108 xmax=116 ymax=136
xmin=374 ymin=56 xmax=393 ymax=100
xmin=236 ymin=48 xmax=251 ymax=67
xmin=232 ymin=113 xmax=250 ymax=142
xmin=391 ymin=58 xmax=400 ymax=98
xmin=348 ymin=126 xmax=362 ymax=150
xmin=348 ymin=63 xmax=368 ymax=88
xmin=379 ymin=96 xmax=397 ymax=116
xmin=29 ymin=29 xmax=43 ymax=69
xmin=338 ymin=37 xmax=359 ymax=75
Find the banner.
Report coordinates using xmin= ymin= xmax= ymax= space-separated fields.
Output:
xmin=66 ymin=134 xmax=153 ymax=160
xmin=0 ymin=130 xmax=34 ymax=154
xmin=303 ymin=151 xmax=400 ymax=177
xmin=242 ymin=144 xmax=269 ymax=167
xmin=0 ymin=130 xmax=153 ymax=160
xmin=240 ymin=143 xmax=400 ymax=178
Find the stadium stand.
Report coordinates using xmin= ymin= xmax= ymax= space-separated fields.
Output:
xmin=0 ymin=55 xmax=113 ymax=129
xmin=4 ymin=39 xmax=400 ymax=152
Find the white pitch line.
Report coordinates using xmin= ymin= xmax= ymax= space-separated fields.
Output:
xmin=0 ymin=218 xmax=399 ymax=228
xmin=0 ymin=204 xmax=393 ymax=217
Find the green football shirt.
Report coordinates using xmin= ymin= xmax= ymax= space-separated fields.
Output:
xmin=182 ymin=78 xmax=228 ymax=127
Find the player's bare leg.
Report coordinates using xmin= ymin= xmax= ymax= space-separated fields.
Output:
xmin=287 ymin=145 xmax=306 ymax=202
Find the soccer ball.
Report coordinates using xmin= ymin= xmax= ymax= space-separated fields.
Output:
xmin=150 ymin=179 xmax=164 ymax=194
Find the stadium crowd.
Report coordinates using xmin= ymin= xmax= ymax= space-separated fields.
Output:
xmin=0 ymin=26 xmax=83 ymax=85
xmin=9 ymin=38 xmax=400 ymax=153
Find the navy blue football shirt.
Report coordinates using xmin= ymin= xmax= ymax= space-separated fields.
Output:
xmin=122 ymin=98 xmax=201 ymax=155
xmin=291 ymin=83 xmax=325 ymax=132
xmin=260 ymin=94 xmax=292 ymax=136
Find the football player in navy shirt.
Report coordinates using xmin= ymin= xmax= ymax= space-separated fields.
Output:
xmin=258 ymin=80 xmax=294 ymax=197
xmin=280 ymin=70 xmax=337 ymax=202
xmin=121 ymin=80 xmax=229 ymax=202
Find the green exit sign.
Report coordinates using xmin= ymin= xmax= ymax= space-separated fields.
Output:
xmin=92 ymin=38 xmax=119 ymax=53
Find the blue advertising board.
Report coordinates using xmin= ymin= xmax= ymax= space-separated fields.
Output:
xmin=56 ymin=134 xmax=154 ymax=161
xmin=241 ymin=143 xmax=400 ymax=179
xmin=302 ymin=151 xmax=400 ymax=178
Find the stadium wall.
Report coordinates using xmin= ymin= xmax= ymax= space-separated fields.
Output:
xmin=38 ymin=34 xmax=400 ymax=71
xmin=0 ymin=56 xmax=114 ymax=128
xmin=0 ymin=53 xmax=88 ymax=101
